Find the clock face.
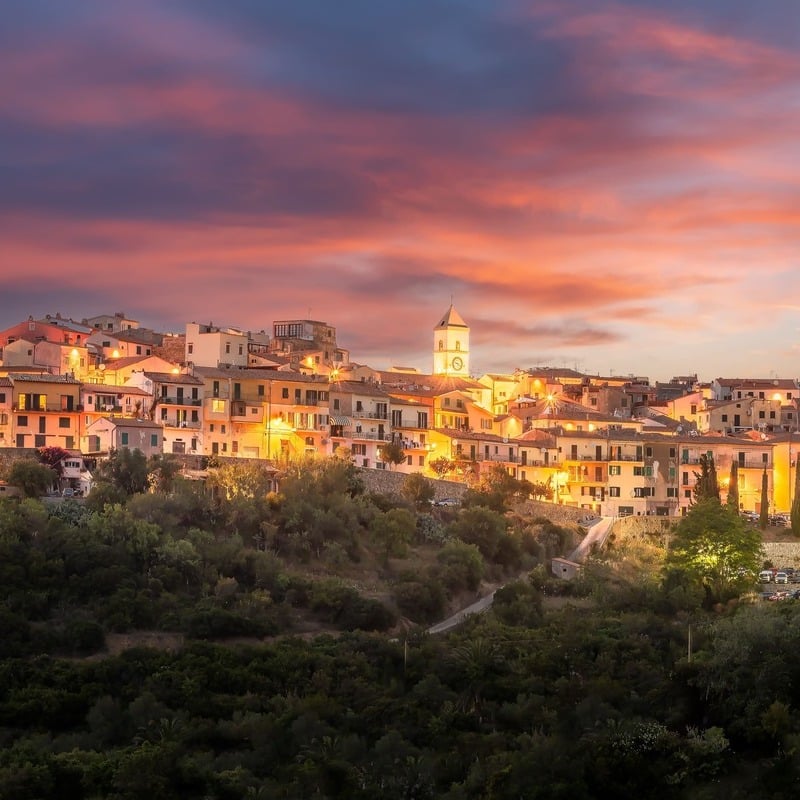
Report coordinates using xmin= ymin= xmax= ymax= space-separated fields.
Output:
xmin=451 ymin=356 xmax=463 ymax=371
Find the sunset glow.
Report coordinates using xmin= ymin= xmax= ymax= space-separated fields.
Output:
xmin=3 ymin=1 xmax=800 ymax=380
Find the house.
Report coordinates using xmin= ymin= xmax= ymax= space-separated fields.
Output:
xmin=58 ymin=451 xmax=94 ymax=496
xmin=4 ymin=373 xmax=82 ymax=450
xmin=126 ymin=370 xmax=205 ymax=456
xmin=84 ymin=417 xmax=164 ymax=458
xmin=185 ymin=323 xmax=249 ymax=368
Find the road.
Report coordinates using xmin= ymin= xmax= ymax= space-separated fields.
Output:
xmin=568 ymin=516 xmax=614 ymax=563
xmin=426 ymin=590 xmax=497 ymax=635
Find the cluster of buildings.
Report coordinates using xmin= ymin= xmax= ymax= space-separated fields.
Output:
xmin=1 ymin=307 xmax=799 ymax=518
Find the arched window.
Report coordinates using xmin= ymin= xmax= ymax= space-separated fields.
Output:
xmin=455 ymin=341 xmax=461 ymax=351
xmin=438 ymin=340 xmax=444 ymax=351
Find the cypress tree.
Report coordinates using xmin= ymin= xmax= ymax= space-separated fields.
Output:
xmin=726 ymin=461 xmax=739 ymax=512
xmin=759 ymin=467 xmax=769 ymax=530
xmin=791 ymin=459 xmax=800 ymax=537
xmin=692 ymin=454 xmax=720 ymax=505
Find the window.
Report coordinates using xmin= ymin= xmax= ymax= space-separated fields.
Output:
xmin=684 ymin=489 xmax=692 ymax=498
xmin=238 ymin=345 xmax=243 ymax=355
xmin=212 ymin=399 xmax=224 ymax=413
xmin=418 ymin=456 xmax=424 ymax=466
xmin=161 ymin=408 xmax=168 ymax=420
xmin=590 ymin=397 xmax=597 ymax=406
xmin=758 ymin=411 xmax=765 ymax=419
xmin=721 ymin=414 xmax=728 ymax=422
xmin=232 ymin=440 xmax=238 ymax=453
xmin=669 ymin=447 xmax=676 ymax=458
xmin=455 ymin=341 xmax=460 ymax=351
xmin=295 ymin=388 xmax=302 ymax=402
xmin=770 ymin=411 xmax=776 ymax=419
xmin=225 ymin=343 xmax=231 ymax=354
xmin=213 ymin=381 xmax=220 ymax=397
xmin=150 ymin=434 xmax=158 ymax=447
xmin=281 ymin=387 xmax=289 ymax=399
xmin=258 ymin=384 xmax=264 ymax=397
xmin=609 ymin=465 xmax=621 ymax=475
xmin=407 ymin=455 xmax=413 ymax=465
xmin=191 ymin=411 xmax=198 ymax=422
xmin=17 ymin=415 xmax=28 ymax=426
xmin=58 ymin=417 xmax=70 ymax=428
xmin=136 ymin=346 xmax=142 ymax=355
xmin=221 ymin=424 xmax=226 ymax=434
xmin=438 ymin=340 xmax=443 ymax=351
xmin=609 ymin=487 xmax=620 ymax=497
xmin=121 ymin=432 xmax=129 ymax=446
xmin=188 ymin=343 xmax=193 ymax=354
xmin=392 ymin=410 xmax=402 ymax=426
xmin=667 ymin=487 xmax=678 ymax=497
xmin=0 ymin=393 xmax=4 ymax=403
xmin=690 ymin=404 xmax=697 ymax=414
xmin=417 ymin=412 xmax=428 ymax=428
xmin=645 ymin=447 xmax=652 ymax=457
xmin=682 ymin=471 xmax=689 ymax=484
xmin=356 ymin=400 xmax=363 ymax=411
xmin=443 ymin=398 xmax=450 ymax=407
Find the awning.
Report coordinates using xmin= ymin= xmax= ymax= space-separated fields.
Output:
xmin=329 ymin=416 xmax=351 ymax=426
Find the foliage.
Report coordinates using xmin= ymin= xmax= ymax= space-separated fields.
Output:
xmin=6 ymin=459 xmax=55 ymax=497
xmin=379 ymin=440 xmax=407 ymax=470
xmin=692 ymin=453 xmax=720 ymax=505
xmin=726 ymin=460 xmax=739 ymax=512
xmin=400 ymin=472 xmax=435 ymax=510
xmin=759 ymin=467 xmax=769 ymax=530
xmin=665 ymin=499 xmax=763 ymax=604
xmin=428 ymin=456 xmax=454 ymax=479
xmin=446 ymin=506 xmax=508 ymax=561
xmin=37 ymin=445 xmax=70 ymax=474
xmin=435 ymin=541 xmax=485 ymax=592
xmin=370 ymin=507 xmax=416 ymax=562
xmin=94 ymin=448 xmax=149 ymax=495
xmin=792 ymin=461 xmax=800 ymax=537
xmin=206 ymin=460 xmax=275 ymax=500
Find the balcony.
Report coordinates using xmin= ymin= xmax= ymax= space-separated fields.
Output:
xmin=352 ymin=411 xmax=389 ymax=420
xmin=164 ymin=420 xmax=201 ymax=430
xmin=231 ymin=401 xmax=262 ymax=421
xmin=476 ymin=454 xmax=518 ymax=463
xmin=161 ymin=396 xmax=202 ymax=406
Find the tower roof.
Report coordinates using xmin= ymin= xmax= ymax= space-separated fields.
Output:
xmin=435 ymin=304 xmax=467 ymax=329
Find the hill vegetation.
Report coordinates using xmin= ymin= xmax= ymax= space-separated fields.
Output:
xmin=1 ymin=452 xmax=799 ymax=797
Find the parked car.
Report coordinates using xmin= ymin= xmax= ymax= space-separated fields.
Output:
xmin=775 ymin=572 xmax=789 ymax=585
xmin=770 ymin=515 xmax=788 ymax=527
xmin=433 ymin=498 xmax=460 ymax=507
xmin=61 ymin=487 xmax=75 ymax=498
xmin=759 ymin=570 xmax=774 ymax=584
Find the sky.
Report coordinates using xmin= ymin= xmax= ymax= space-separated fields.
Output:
xmin=2 ymin=0 xmax=800 ymax=383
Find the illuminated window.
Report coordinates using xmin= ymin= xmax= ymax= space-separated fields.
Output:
xmin=212 ymin=399 xmax=225 ymax=413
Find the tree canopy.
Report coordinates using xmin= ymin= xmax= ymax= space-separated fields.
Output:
xmin=665 ymin=498 xmax=763 ymax=604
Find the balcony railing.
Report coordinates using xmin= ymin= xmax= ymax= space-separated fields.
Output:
xmin=352 ymin=411 xmax=389 ymax=420
xmin=476 ymin=454 xmax=518 ymax=463
xmin=161 ymin=396 xmax=202 ymax=406
xmin=164 ymin=420 xmax=201 ymax=430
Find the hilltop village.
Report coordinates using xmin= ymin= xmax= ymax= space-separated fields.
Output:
xmin=0 ymin=306 xmax=796 ymax=517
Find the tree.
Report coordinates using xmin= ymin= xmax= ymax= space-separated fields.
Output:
xmin=379 ymin=441 xmax=407 ymax=471
xmin=95 ymin=448 xmax=149 ymax=495
xmin=6 ymin=459 xmax=55 ymax=497
xmin=400 ymin=472 xmax=435 ymax=510
xmin=429 ymin=457 xmax=454 ymax=480
xmin=726 ymin=461 xmax=739 ymax=512
xmin=692 ymin=453 xmax=719 ymax=505
xmin=759 ymin=467 xmax=769 ymax=530
xmin=371 ymin=508 xmax=416 ymax=563
xmin=37 ymin=445 xmax=70 ymax=475
xmin=206 ymin=461 xmax=274 ymax=500
xmin=665 ymin=499 xmax=763 ymax=604
xmin=792 ymin=460 xmax=800 ymax=537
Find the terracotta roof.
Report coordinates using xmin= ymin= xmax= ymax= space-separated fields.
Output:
xmin=7 ymin=373 xmax=81 ymax=384
xmin=143 ymin=371 xmax=204 ymax=385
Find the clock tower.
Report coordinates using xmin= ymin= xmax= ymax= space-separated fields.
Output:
xmin=433 ymin=304 xmax=469 ymax=376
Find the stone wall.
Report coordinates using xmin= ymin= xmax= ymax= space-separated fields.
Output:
xmin=0 ymin=448 xmax=41 ymax=478
xmin=359 ymin=468 xmax=465 ymax=502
